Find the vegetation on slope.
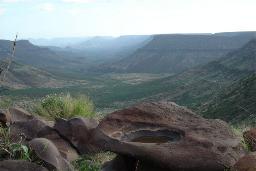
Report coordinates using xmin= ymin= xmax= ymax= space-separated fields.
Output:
xmin=203 ymin=74 xmax=256 ymax=125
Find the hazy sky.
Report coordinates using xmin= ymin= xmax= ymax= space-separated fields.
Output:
xmin=1 ymin=0 xmax=256 ymax=39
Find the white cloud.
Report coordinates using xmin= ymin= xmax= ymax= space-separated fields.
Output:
xmin=62 ymin=0 xmax=93 ymax=3
xmin=0 ymin=7 xmax=6 ymax=15
xmin=39 ymin=3 xmax=55 ymax=12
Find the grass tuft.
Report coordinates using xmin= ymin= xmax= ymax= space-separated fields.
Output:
xmin=34 ymin=93 xmax=95 ymax=120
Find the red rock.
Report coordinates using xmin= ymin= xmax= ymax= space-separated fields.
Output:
xmin=93 ymin=102 xmax=245 ymax=171
xmin=232 ymin=152 xmax=256 ymax=171
xmin=8 ymin=107 xmax=34 ymax=122
xmin=29 ymin=138 xmax=74 ymax=171
xmin=54 ymin=117 xmax=98 ymax=154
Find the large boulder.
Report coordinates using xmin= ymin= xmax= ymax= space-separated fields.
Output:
xmin=8 ymin=107 xmax=34 ymax=123
xmin=92 ymin=102 xmax=245 ymax=171
xmin=10 ymin=118 xmax=48 ymax=141
xmin=231 ymin=152 xmax=256 ymax=171
xmin=243 ymin=128 xmax=256 ymax=151
xmin=29 ymin=138 xmax=74 ymax=171
xmin=54 ymin=117 xmax=98 ymax=154
xmin=9 ymin=108 xmax=78 ymax=161
xmin=0 ymin=160 xmax=48 ymax=171
xmin=37 ymin=126 xmax=79 ymax=161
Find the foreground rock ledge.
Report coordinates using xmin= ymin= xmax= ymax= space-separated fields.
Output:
xmin=91 ymin=102 xmax=245 ymax=171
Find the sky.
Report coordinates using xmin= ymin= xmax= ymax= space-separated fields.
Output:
xmin=1 ymin=0 xmax=256 ymax=39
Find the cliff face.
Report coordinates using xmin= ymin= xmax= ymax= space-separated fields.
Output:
xmin=104 ymin=32 xmax=256 ymax=73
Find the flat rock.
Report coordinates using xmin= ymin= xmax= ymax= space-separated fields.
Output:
xmin=92 ymin=102 xmax=245 ymax=171
xmin=54 ymin=117 xmax=98 ymax=154
xmin=0 ymin=160 xmax=48 ymax=171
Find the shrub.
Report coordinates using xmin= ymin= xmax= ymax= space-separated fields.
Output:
xmin=0 ymin=127 xmax=31 ymax=161
xmin=35 ymin=93 xmax=95 ymax=119
xmin=0 ymin=97 xmax=12 ymax=109
xmin=72 ymin=157 xmax=101 ymax=171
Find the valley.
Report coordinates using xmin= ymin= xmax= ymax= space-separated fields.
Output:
xmin=0 ymin=32 xmax=256 ymax=125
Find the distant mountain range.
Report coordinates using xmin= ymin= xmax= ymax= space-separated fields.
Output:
xmin=29 ymin=37 xmax=92 ymax=47
xmin=128 ymin=39 xmax=256 ymax=123
xmin=100 ymin=32 xmax=256 ymax=73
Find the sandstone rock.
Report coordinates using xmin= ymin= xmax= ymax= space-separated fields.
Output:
xmin=232 ymin=152 xmax=256 ymax=171
xmin=243 ymin=128 xmax=256 ymax=151
xmin=9 ymin=109 xmax=78 ymax=161
xmin=8 ymin=107 xmax=34 ymax=122
xmin=0 ymin=109 xmax=11 ymax=127
xmin=54 ymin=117 xmax=98 ymax=154
xmin=29 ymin=138 xmax=74 ymax=171
xmin=10 ymin=118 xmax=48 ymax=142
xmin=92 ymin=102 xmax=245 ymax=171
xmin=0 ymin=160 xmax=48 ymax=171
xmin=38 ymin=126 xmax=79 ymax=161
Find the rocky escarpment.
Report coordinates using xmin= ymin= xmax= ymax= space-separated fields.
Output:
xmin=0 ymin=102 xmax=252 ymax=171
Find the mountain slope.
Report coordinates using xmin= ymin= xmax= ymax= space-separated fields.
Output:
xmin=93 ymin=39 xmax=256 ymax=117
xmin=103 ymin=32 xmax=256 ymax=73
xmin=0 ymin=39 xmax=97 ymax=77
xmin=202 ymin=74 xmax=256 ymax=124
xmin=0 ymin=61 xmax=66 ymax=89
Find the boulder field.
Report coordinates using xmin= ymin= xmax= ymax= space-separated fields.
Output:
xmin=0 ymin=102 xmax=253 ymax=171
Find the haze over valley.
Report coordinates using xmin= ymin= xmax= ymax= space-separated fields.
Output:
xmin=1 ymin=0 xmax=256 ymax=170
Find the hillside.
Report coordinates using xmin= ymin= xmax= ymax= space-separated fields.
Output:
xmin=103 ymin=32 xmax=256 ymax=73
xmin=148 ymin=39 xmax=256 ymax=108
xmin=0 ymin=61 xmax=67 ymax=89
xmin=0 ymin=39 xmax=96 ymax=78
xmin=202 ymin=73 xmax=256 ymax=124
xmin=84 ymin=39 xmax=256 ymax=115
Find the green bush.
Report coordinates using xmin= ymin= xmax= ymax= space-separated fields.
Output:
xmin=0 ymin=127 xmax=31 ymax=161
xmin=72 ymin=157 xmax=100 ymax=171
xmin=0 ymin=97 xmax=12 ymax=109
xmin=35 ymin=93 xmax=95 ymax=119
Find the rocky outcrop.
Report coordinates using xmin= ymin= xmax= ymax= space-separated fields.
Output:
xmin=54 ymin=117 xmax=99 ymax=154
xmin=92 ymin=102 xmax=245 ymax=171
xmin=29 ymin=138 xmax=74 ymax=171
xmin=37 ymin=126 xmax=79 ymax=161
xmin=0 ymin=103 xmax=248 ymax=171
xmin=8 ymin=107 xmax=34 ymax=123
